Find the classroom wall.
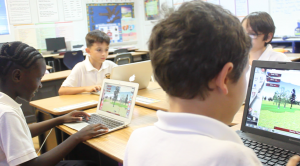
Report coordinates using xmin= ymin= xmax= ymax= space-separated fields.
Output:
xmin=0 ymin=0 xmax=156 ymax=50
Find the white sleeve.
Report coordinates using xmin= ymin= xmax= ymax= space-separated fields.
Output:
xmin=0 ymin=113 xmax=37 ymax=166
xmin=61 ymin=64 xmax=82 ymax=87
xmin=275 ymin=53 xmax=291 ymax=62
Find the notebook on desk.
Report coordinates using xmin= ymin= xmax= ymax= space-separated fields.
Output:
xmin=64 ymin=79 xmax=139 ymax=135
xmin=237 ymin=61 xmax=300 ymax=165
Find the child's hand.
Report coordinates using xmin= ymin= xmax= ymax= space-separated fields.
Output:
xmin=85 ymin=85 xmax=101 ymax=92
xmin=286 ymin=155 xmax=300 ymax=166
xmin=74 ymin=124 xmax=109 ymax=141
xmin=61 ymin=110 xmax=90 ymax=123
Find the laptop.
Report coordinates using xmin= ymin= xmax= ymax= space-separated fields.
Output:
xmin=237 ymin=60 xmax=300 ymax=165
xmin=64 ymin=79 xmax=139 ymax=135
xmin=110 ymin=60 xmax=153 ymax=89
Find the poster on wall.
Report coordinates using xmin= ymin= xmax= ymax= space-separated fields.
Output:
xmin=63 ymin=0 xmax=83 ymax=21
xmin=37 ymin=0 xmax=59 ymax=23
xmin=86 ymin=3 xmax=135 ymax=43
xmin=121 ymin=18 xmax=136 ymax=41
xmin=144 ymin=0 xmax=160 ymax=20
xmin=0 ymin=0 xmax=9 ymax=35
xmin=7 ymin=0 xmax=32 ymax=25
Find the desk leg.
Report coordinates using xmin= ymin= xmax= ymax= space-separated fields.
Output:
xmin=35 ymin=109 xmax=46 ymax=154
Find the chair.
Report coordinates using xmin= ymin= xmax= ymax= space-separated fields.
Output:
xmin=63 ymin=51 xmax=84 ymax=69
xmin=114 ymin=52 xmax=133 ymax=65
xmin=113 ymin=48 xmax=128 ymax=54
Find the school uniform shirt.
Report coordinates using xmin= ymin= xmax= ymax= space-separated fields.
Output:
xmin=0 ymin=92 xmax=37 ymax=166
xmin=246 ymin=44 xmax=291 ymax=82
xmin=61 ymin=55 xmax=118 ymax=87
xmin=124 ymin=111 xmax=262 ymax=166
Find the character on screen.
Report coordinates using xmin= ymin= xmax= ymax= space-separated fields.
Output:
xmin=113 ymin=86 xmax=120 ymax=107
xmin=290 ymin=89 xmax=296 ymax=109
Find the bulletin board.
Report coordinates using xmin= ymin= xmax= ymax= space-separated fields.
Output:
xmin=86 ymin=3 xmax=137 ymax=43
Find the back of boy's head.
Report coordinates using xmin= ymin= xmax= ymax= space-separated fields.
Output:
xmin=149 ymin=1 xmax=251 ymax=100
xmin=0 ymin=41 xmax=43 ymax=79
xmin=86 ymin=30 xmax=110 ymax=48
xmin=242 ymin=12 xmax=275 ymax=45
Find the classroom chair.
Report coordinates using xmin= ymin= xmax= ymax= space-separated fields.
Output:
xmin=63 ymin=50 xmax=84 ymax=69
xmin=113 ymin=48 xmax=128 ymax=54
xmin=114 ymin=52 xmax=133 ymax=65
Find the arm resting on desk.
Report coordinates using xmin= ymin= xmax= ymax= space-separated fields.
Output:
xmin=58 ymin=85 xmax=101 ymax=95
xmin=29 ymin=111 xmax=90 ymax=137
xmin=20 ymin=124 xmax=108 ymax=166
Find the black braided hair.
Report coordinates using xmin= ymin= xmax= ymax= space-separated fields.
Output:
xmin=0 ymin=41 xmax=43 ymax=77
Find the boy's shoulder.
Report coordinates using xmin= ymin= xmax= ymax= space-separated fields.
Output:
xmin=103 ymin=60 xmax=118 ymax=67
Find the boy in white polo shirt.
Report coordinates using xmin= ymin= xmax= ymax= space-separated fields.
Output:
xmin=59 ymin=30 xmax=117 ymax=95
xmin=124 ymin=1 xmax=300 ymax=166
xmin=242 ymin=12 xmax=290 ymax=65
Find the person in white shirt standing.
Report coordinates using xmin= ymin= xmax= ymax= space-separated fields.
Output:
xmin=242 ymin=12 xmax=290 ymax=65
xmin=59 ymin=30 xmax=117 ymax=95
xmin=124 ymin=1 xmax=300 ymax=166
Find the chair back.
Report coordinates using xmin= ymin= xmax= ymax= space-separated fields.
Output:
xmin=114 ymin=52 xmax=133 ymax=65
xmin=63 ymin=51 xmax=84 ymax=69
xmin=113 ymin=48 xmax=128 ymax=54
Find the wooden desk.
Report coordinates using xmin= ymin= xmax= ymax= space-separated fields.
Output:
xmin=57 ymin=106 xmax=157 ymax=163
xmin=51 ymin=51 xmax=148 ymax=60
xmin=285 ymin=53 xmax=300 ymax=62
xmin=56 ymin=105 xmax=245 ymax=163
xmin=46 ymin=65 xmax=52 ymax=70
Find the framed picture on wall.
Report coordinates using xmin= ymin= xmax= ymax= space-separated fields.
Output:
xmin=144 ymin=0 xmax=160 ymax=21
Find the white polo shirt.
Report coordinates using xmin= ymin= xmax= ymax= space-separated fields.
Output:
xmin=246 ymin=44 xmax=291 ymax=81
xmin=124 ymin=111 xmax=262 ymax=166
xmin=0 ymin=92 xmax=37 ymax=166
xmin=61 ymin=56 xmax=117 ymax=87
xmin=258 ymin=44 xmax=290 ymax=61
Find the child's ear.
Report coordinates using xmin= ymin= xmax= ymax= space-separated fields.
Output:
xmin=85 ymin=47 xmax=91 ymax=54
xmin=215 ymin=62 xmax=233 ymax=95
xmin=265 ymin=33 xmax=273 ymax=43
xmin=11 ymin=69 xmax=22 ymax=83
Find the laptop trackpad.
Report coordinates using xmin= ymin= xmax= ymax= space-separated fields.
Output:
xmin=64 ymin=122 xmax=89 ymax=131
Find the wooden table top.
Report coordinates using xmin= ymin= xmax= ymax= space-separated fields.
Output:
xmin=46 ymin=65 xmax=52 ymax=70
xmin=285 ymin=53 xmax=300 ymax=62
xmin=30 ymin=82 xmax=165 ymax=115
xmin=41 ymin=70 xmax=71 ymax=82
xmin=57 ymin=105 xmax=245 ymax=163
xmin=50 ymin=51 xmax=148 ymax=59
xmin=30 ymin=93 xmax=99 ymax=115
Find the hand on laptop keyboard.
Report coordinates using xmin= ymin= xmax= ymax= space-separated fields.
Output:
xmin=286 ymin=155 xmax=300 ymax=166
xmin=73 ymin=124 xmax=109 ymax=141
xmin=241 ymin=138 xmax=300 ymax=166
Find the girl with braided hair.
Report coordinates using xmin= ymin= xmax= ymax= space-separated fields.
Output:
xmin=0 ymin=42 xmax=108 ymax=166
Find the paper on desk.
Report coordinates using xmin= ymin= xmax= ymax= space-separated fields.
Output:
xmin=53 ymin=100 xmax=98 ymax=112
xmin=136 ymin=95 xmax=160 ymax=104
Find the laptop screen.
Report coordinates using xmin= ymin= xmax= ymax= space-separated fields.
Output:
xmin=98 ymin=82 xmax=135 ymax=119
xmin=246 ymin=67 xmax=300 ymax=139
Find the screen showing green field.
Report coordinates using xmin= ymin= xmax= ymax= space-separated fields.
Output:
xmin=99 ymin=83 xmax=135 ymax=118
xmin=246 ymin=67 xmax=300 ymax=139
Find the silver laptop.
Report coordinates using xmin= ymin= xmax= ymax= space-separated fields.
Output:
xmin=237 ymin=61 xmax=300 ymax=165
xmin=64 ymin=79 xmax=139 ymax=135
xmin=110 ymin=60 xmax=152 ymax=89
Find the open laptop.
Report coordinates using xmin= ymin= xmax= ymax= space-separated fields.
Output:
xmin=110 ymin=60 xmax=152 ymax=89
xmin=64 ymin=79 xmax=139 ymax=135
xmin=237 ymin=60 xmax=300 ymax=165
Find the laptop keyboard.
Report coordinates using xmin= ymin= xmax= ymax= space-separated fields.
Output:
xmin=82 ymin=114 xmax=124 ymax=130
xmin=241 ymin=138 xmax=300 ymax=166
